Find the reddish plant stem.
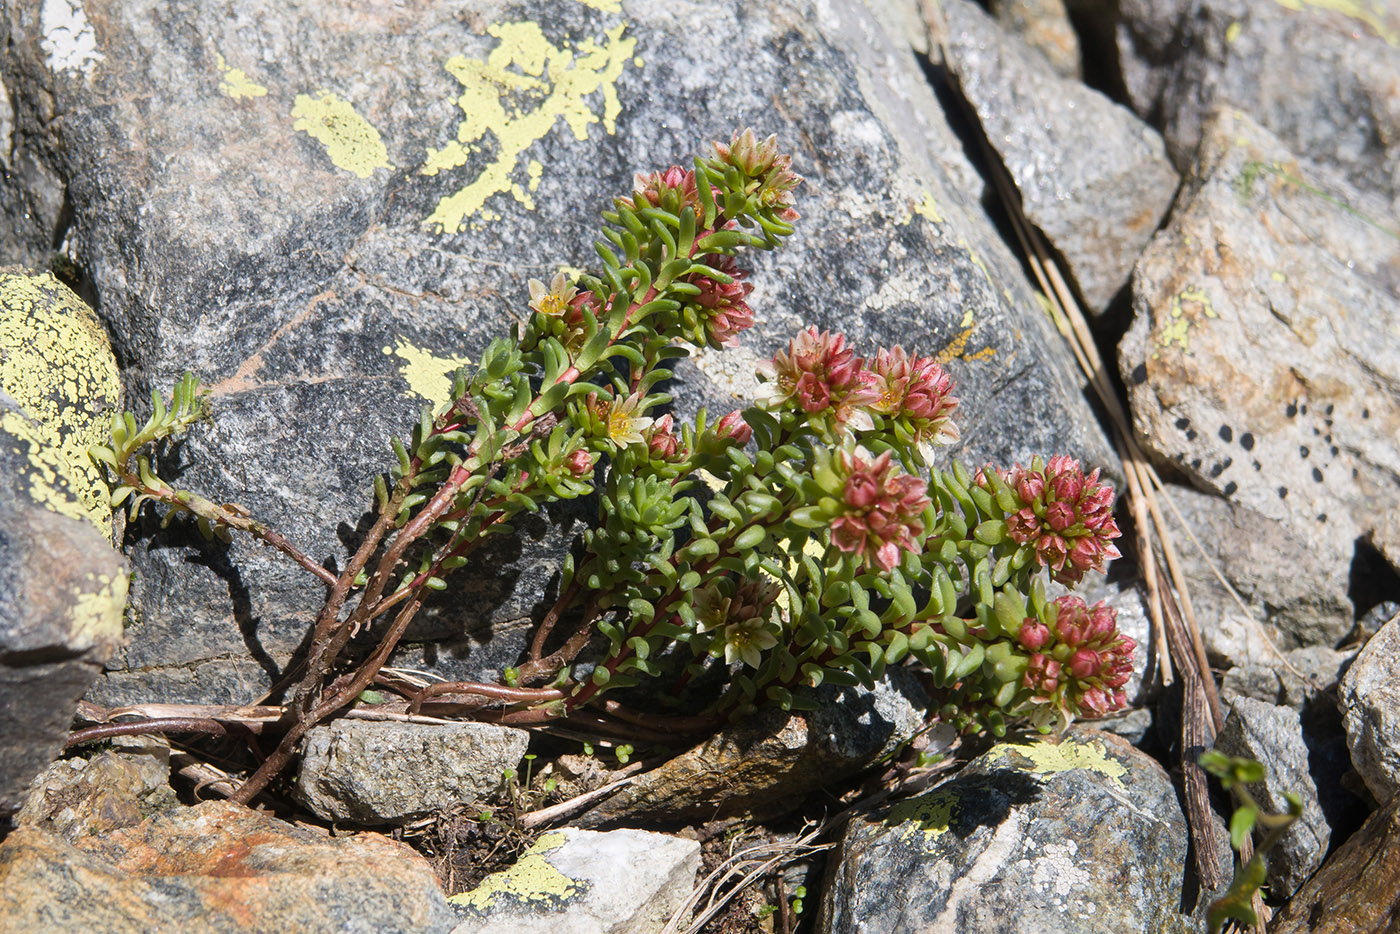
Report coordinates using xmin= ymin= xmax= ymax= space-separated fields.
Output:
xmin=408 ymin=682 xmax=566 ymax=714
xmin=66 ymin=718 xmax=235 ymax=748
xmin=599 ymin=699 xmax=717 ymax=735
xmin=231 ymin=591 xmax=429 ymax=805
xmin=529 ymin=581 xmax=585 ymax=662
xmin=122 ymin=474 xmax=337 ymax=587
xmin=517 ymin=607 xmax=601 ymax=684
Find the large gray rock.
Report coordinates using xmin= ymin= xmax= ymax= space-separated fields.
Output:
xmin=0 ymin=268 xmax=128 ymax=817
xmin=1339 ymin=614 xmax=1400 ymax=805
xmin=448 ymin=827 xmax=700 ymax=934
xmin=934 ymin=0 xmax=1179 ymax=311
xmin=1 ymin=0 xmax=1112 ymax=706
xmin=0 ymin=799 xmax=459 ymax=933
xmin=1214 ymin=696 xmax=1330 ymax=897
xmin=1117 ymin=0 xmax=1400 ymax=212
xmin=1158 ymin=483 xmax=1352 ymax=667
xmin=295 ymin=719 xmax=530 ymax=824
xmin=1120 ymin=108 xmax=1400 ymax=637
xmin=819 ymin=730 xmax=1203 ymax=933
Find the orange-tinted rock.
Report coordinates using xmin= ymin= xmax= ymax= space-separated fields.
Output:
xmin=0 ymin=801 xmax=457 ymax=933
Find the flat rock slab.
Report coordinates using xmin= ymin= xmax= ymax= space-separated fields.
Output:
xmin=820 ymin=730 xmax=1202 ymax=934
xmin=1117 ymin=0 xmax=1400 ymax=210
xmin=295 ymin=719 xmax=530 ymax=824
xmin=0 ymin=800 xmax=459 ymax=933
xmin=1339 ymin=613 xmax=1400 ymax=805
xmin=935 ymin=0 xmax=1178 ymax=311
xmin=1120 ymin=107 xmax=1400 ymax=604
xmin=1 ymin=0 xmax=1111 ymax=706
xmin=448 ymin=826 xmax=699 ymax=934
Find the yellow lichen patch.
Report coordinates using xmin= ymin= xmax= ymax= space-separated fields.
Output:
xmin=935 ymin=326 xmax=996 ymax=364
xmin=913 ymin=191 xmax=943 ymax=224
xmin=885 ymin=789 xmax=959 ymax=847
xmin=1 ymin=410 xmax=95 ymax=528
xmin=574 ymin=0 xmax=622 ymax=11
xmin=291 ymin=90 xmax=393 ymax=179
xmin=382 ymin=339 xmax=472 ymax=409
xmin=895 ymin=190 xmax=944 ymax=226
xmin=0 ymin=271 xmax=122 ymax=536
xmin=1225 ymin=20 xmax=1243 ymax=42
xmin=421 ymin=21 xmax=638 ymax=234
xmin=1156 ymin=285 xmax=1218 ymax=355
xmin=449 ymin=831 xmax=582 ymax=911
xmin=985 ymin=737 xmax=1129 ymax=791
xmin=215 ymin=51 xmax=268 ymax=99
xmin=69 ymin=571 xmax=127 ymax=646
xmin=1273 ymin=0 xmax=1399 ymax=47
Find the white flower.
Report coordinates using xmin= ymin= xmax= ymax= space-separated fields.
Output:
xmin=723 ymin=619 xmax=778 ymax=669
xmin=605 ymin=395 xmax=654 ymax=447
xmin=528 ymin=271 xmax=577 ymax=318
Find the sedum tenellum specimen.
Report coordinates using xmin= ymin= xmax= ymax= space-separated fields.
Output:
xmin=93 ymin=130 xmax=1132 ymax=798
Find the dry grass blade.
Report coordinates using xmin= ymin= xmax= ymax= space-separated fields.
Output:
xmin=935 ymin=59 xmax=1253 ymax=912
xmin=662 ymin=829 xmax=831 ymax=934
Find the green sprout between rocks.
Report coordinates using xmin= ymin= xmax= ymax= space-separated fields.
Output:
xmin=90 ymin=130 xmax=1134 ymax=802
xmin=1200 ymin=751 xmax=1303 ymax=933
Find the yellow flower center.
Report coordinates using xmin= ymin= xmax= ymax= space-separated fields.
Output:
xmin=538 ymin=294 xmax=568 ymax=317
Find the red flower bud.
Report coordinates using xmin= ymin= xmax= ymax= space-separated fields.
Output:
xmin=565 ymin=450 xmax=595 ymax=476
xmin=715 ymin=410 xmax=753 ymax=446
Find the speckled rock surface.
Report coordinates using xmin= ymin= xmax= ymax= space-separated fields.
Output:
xmin=1339 ymin=614 xmax=1400 ymax=804
xmin=1120 ymin=109 xmax=1400 ymax=626
xmin=0 ymin=422 xmax=128 ymax=820
xmin=934 ymin=0 xmax=1179 ymax=311
xmin=1214 ymin=695 xmax=1330 ymax=896
xmin=0 ymin=268 xmax=122 ymax=539
xmin=1116 ymin=0 xmax=1400 ymax=211
xmin=448 ymin=826 xmax=699 ymax=934
xmin=0 ymin=799 xmax=459 ymax=933
xmin=0 ymin=0 xmax=1110 ymax=707
xmin=578 ymin=673 xmax=930 ymax=827
xmin=1157 ymin=483 xmax=1353 ymax=667
xmin=15 ymin=734 xmax=178 ymax=841
xmin=295 ymin=719 xmax=530 ymax=824
xmin=818 ymin=730 xmax=1202 ymax=933
xmin=1222 ymin=645 xmax=1356 ymax=708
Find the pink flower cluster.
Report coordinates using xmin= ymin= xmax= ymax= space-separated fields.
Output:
xmin=757 ymin=329 xmax=961 ymax=449
xmin=867 ymin=346 xmax=960 ymax=451
xmin=757 ymin=327 xmax=875 ymax=431
xmin=622 ymin=165 xmax=707 ymax=218
xmin=830 ymin=447 xmax=931 ymax=571
xmin=713 ymin=129 xmax=802 ymax=220
xmin=683 ymin=255 xmax=755 ymax=347
xmin=997 ymin=456 xmax=1122 ymax=585
xmin=1019 ymin=596 xmax=1135 ymax=723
